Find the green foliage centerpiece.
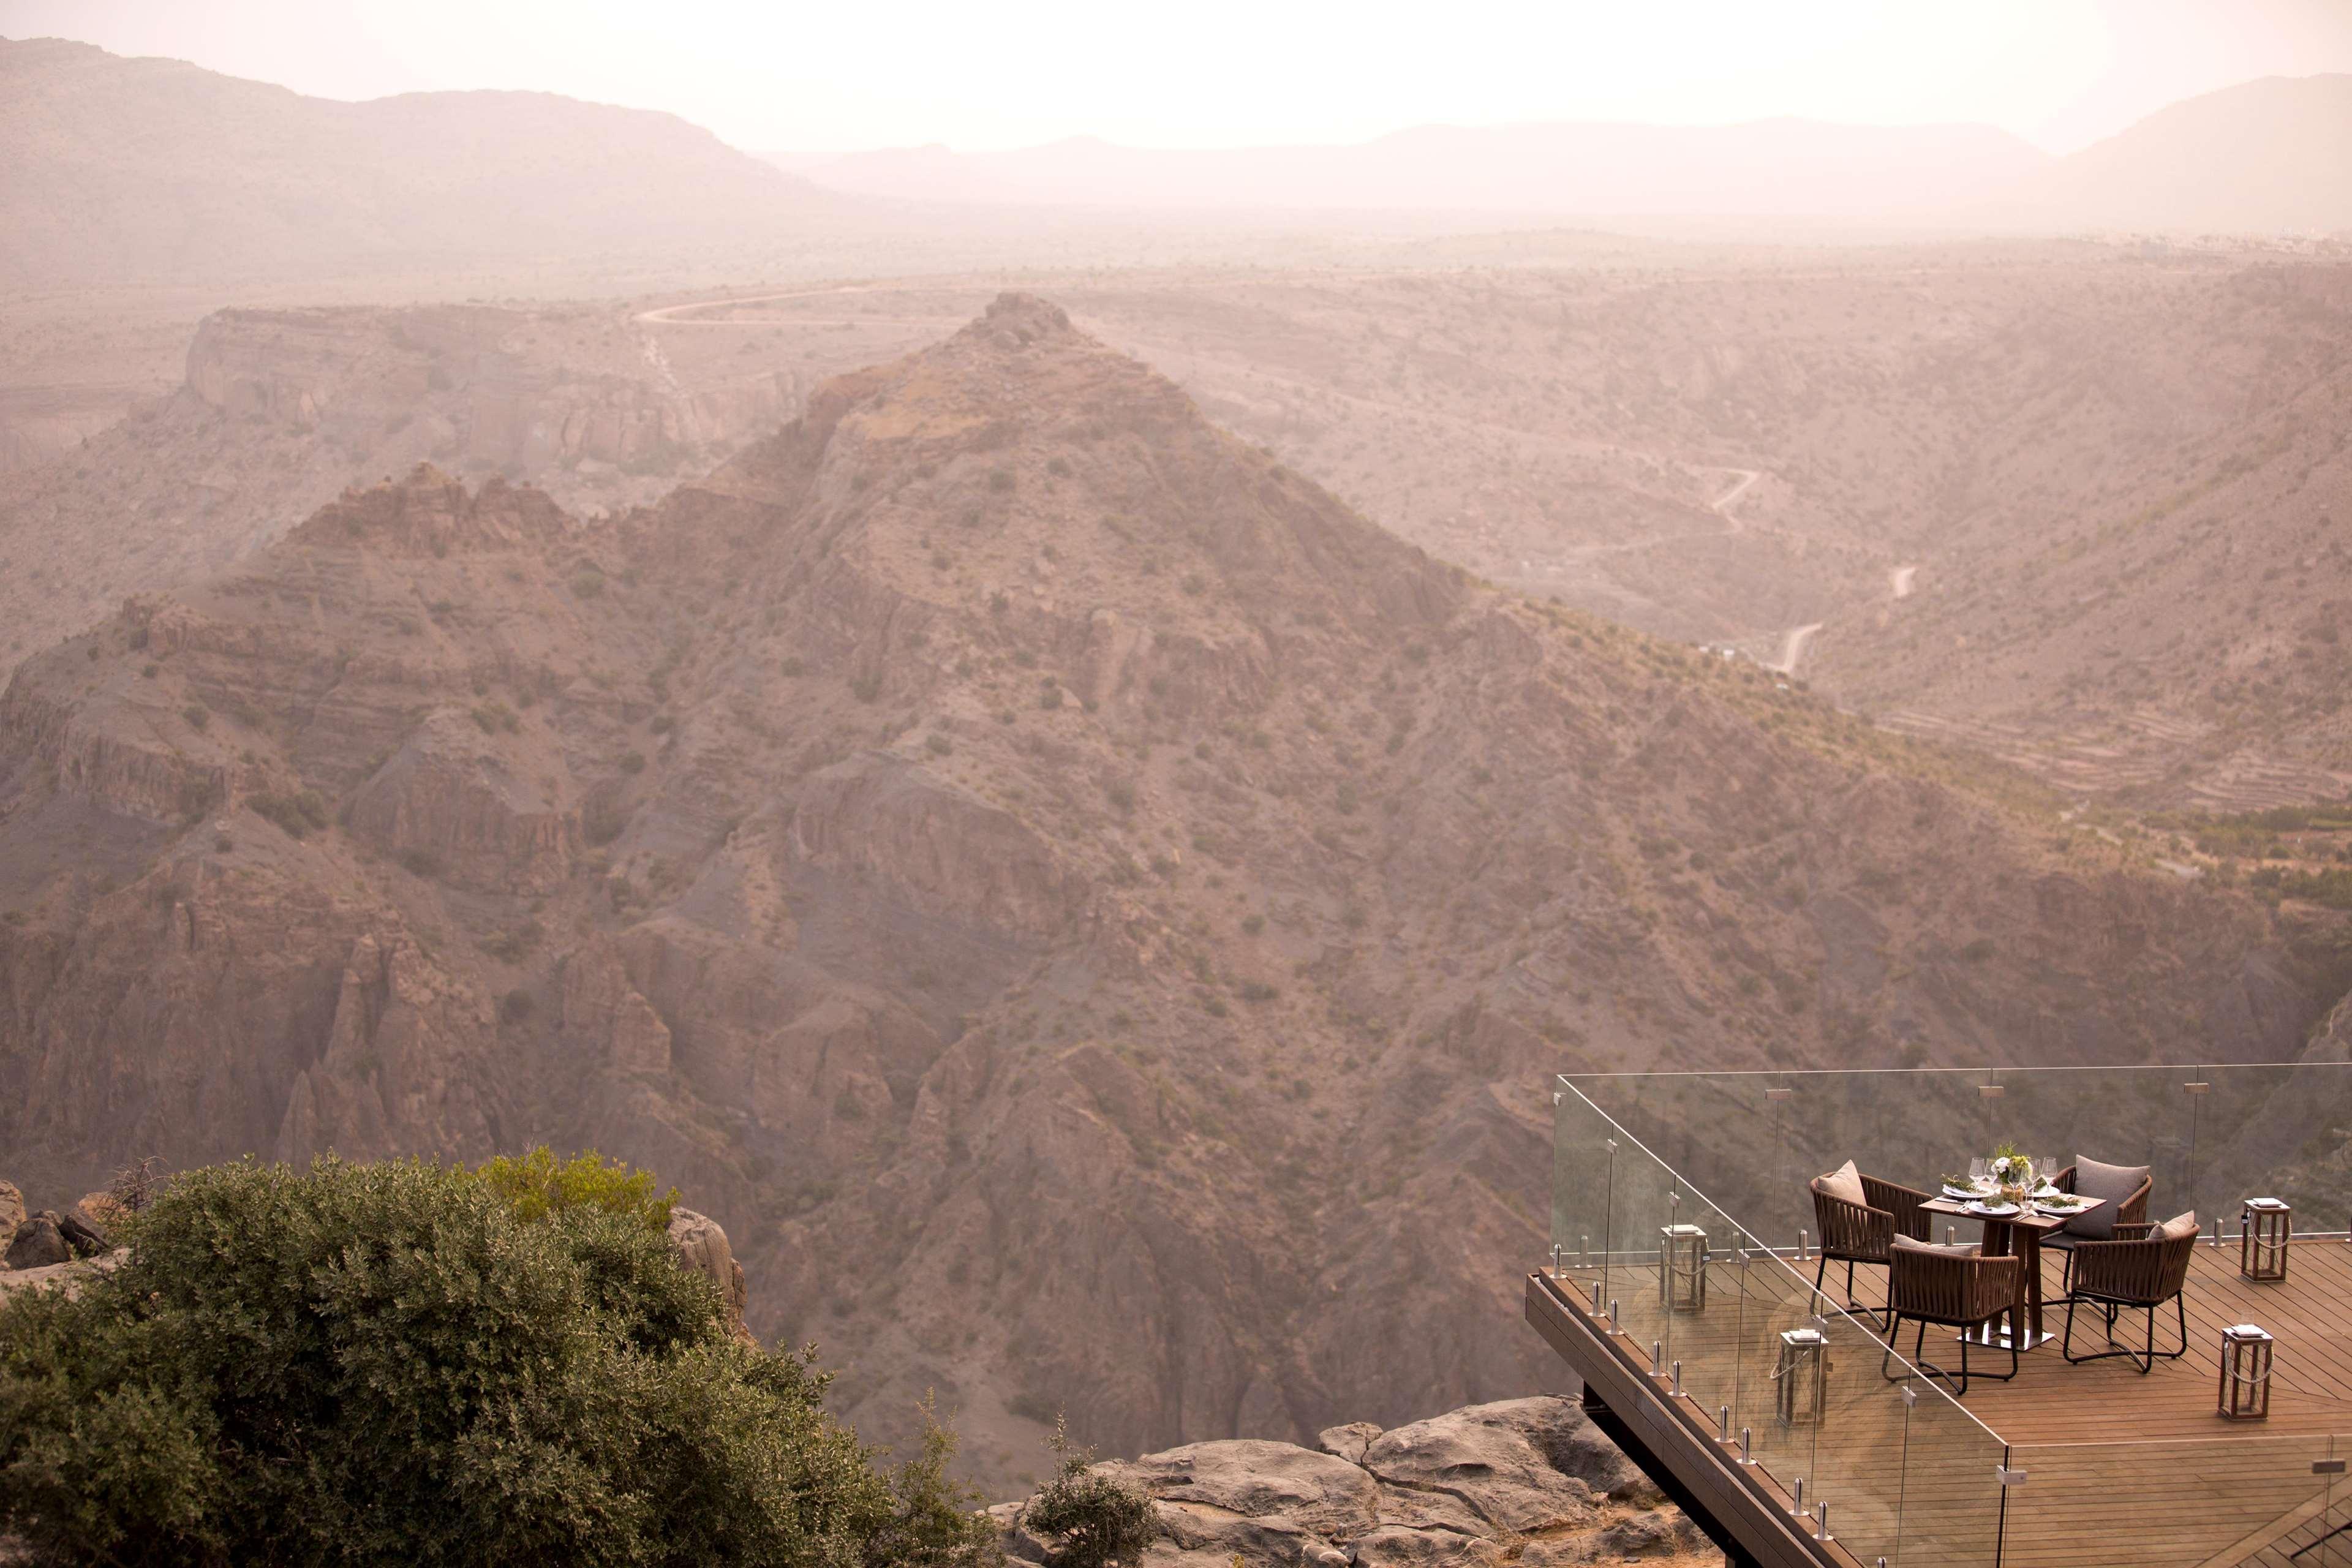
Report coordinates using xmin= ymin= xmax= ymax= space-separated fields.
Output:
xmin=1988 ymin=1141 xmax=2035 ymax=1206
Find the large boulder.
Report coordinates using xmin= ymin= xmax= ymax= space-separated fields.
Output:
xmin=1360 ymin=1398 xmax=1640 ymax=1534
xmin=1106 ymin=1438 xmax=1379 ymax=1538
xmin=1316 ymin=1421 xmax=1382 ymax=1465
xmin=0 ymin=1250 xmax=124 ymax=1304
xmin=1346 ymin=1526 xmax=1503 ymax=1567
xmin=0 ymin=1180 xmax=23 ymax=1242
xmin=5 ymin=1213 xmax=70 ymax=1270
xmin=993 ymin=1399 xmax=1706 ymax=1568
xmin=56 ymin=1204 xmax=112 ymax=1256
xmin=668 ymin=1207 xmax=750 ymax=1335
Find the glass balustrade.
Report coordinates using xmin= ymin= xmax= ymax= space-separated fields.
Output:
xmin=1547 ymin=1063 xmax=2352 ymax=1567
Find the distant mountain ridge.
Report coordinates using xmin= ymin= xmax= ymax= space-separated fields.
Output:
xmin=775 ymin=75 xmax=2352 ymax=235
xmin=6 ymin=34 xmax=2343 ymax=291
xmin=778 ymin=118 xmax=2047 ymax=217
xmin=1997 ymin=74 xmax=2352 ymax=234
xmin=0 ymin=36 xmax=853 ymax=287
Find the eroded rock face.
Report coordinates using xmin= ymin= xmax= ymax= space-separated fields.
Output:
xmin=0 ymin=1180 xmax=23 ymax=1240
xmin=997 ymin=1398 xmax=1711 ymax=1568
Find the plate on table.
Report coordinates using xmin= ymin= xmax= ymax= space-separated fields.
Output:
xmin=1940 ymin=1175 xmax=1992 ymax=1200
xmin=1963 ymin=1200 xmax=2019 ymax=1218
xmin=2034 ymin=1199 xmax=2087 ymax=1218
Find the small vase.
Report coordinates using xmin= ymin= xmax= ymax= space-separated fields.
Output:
xmin=1999 ymin=1184 xmax=2026 ymax=1208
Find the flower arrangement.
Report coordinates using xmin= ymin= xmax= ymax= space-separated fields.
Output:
xmin=1987 ymin=1142 xmax=2034 ymax=1202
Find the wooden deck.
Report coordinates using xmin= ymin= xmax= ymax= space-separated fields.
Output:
xmin=1544 ymin=1238 xmax=2352 ymax=1567
xmin=1856 ymin=1240 xmax=2352 ymax=1568
xmin=1839 ymin=1237 xmax=2352 ymax=1444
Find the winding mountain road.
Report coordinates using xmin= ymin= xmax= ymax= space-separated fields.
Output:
xmin=635 ymin=285 xmax=966 ymax=330
xmin=1711 ymin=467 xmax=1762 ymax=526
xmin=1766 ymin=622 xmax=1823 ymax=676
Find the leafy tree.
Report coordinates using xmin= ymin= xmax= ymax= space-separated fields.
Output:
xmin=472 ymin=1145 xmax=676 ymax=1229
xmin=1024 ymin=1416 xmax=1155 ymax=1568
xmin=0 ymin=1155 xmax=1000 ymax=1568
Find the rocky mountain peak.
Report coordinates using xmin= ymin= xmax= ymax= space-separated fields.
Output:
xmin=661 ymin=293 xmax=1464 ymax=687
xmin=284 ymin=463 xmax=571 ymax=557
xmin=969 ymin=290 xmax=1076 ymax=346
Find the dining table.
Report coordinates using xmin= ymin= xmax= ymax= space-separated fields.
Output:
xmin=1919 ymin=1190 xmax=2106 ymax=1351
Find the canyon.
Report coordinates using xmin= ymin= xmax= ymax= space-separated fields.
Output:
xmin=1 ymin=294 xmax=2340 ymax=1491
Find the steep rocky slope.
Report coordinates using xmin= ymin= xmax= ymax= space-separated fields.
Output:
xmin=1059 ymin=255 xmax=2352 ymax=805
xmin=0 ymin=295 xmax=2339 ymax=1489
xmin=0 ymin=302 xmax=837 ymax=677
xmin=1809 ymin=263 xmax=2352 ymax=807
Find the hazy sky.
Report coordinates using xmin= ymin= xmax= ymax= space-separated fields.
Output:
xmin=7 ymin=0 xmax=2350 ymax=154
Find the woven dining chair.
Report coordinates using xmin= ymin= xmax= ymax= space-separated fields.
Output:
xmin=2060 ymin=1212 xmax=2198 ymax=1374
xmin=1879 ymin=1236 xmax=2026 ymax=1396
xmin=2043 ymin=1158 xmax=2154 ymax=1289
xmin=1809 ymin=1169 xmax=1931 ymax=1329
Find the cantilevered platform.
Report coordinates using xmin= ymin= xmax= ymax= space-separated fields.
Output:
xmin=1532 ymin=1250 xmax=2352 ymax=1568
xmin=1537 ymin=1064 xmax=2352 ymax=1568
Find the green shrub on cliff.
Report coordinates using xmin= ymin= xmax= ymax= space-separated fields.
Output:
xmin=1025 ymin=1417 xmax=1154 ymax=1568
xmin=472 ymin=1145 xmax=674 ymax=1230
xmin=0 ymin=1155 xmax=1000 ymax=1568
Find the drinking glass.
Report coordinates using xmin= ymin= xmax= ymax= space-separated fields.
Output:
xmin=1967 ymin=1157 xmax=1989 ymax=1191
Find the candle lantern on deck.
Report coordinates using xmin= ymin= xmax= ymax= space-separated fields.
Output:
xmin=1774 ymin=1327 xmax=1830 ymax=1426
xmin=1659 ymin=1224 xmax=1709 ymax=1314
xmin=2241 ymin=1199 xmax=2291 ymax=1282
xmin=2218 ymin=1325 xmax=2274 ymax=1421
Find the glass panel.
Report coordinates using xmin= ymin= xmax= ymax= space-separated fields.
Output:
xmin=2004 ymin=1434 xmax=2346 ymax=1568
xmin=1809 ymin=1296 xmax=1913 ymax=1561
xmin=1550 ymin=1079 xmax=1610 ymax=1305
xmin=1893 ymin=1377 xmax=2007 ymax=1568
xmin=2206 ymin=1064 xmax=2351 ymax=1234
xmin=1607 ymin=1119 xmax=1678 ymax=1392
xmin=1734 ymin=1252 xmax=1820 ymax=1503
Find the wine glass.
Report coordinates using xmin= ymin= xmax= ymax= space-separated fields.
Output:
xmin=1967 ymin=1157 xmax=1989 ymax=1193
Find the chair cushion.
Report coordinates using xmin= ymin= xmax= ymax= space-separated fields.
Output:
xmin=1818 ymin=1159 xmax=1867 ymax=1209
xmin=2152 ymin=1210 xmax=2198 ymax=1243
xmin=1891 ymin=1234 xmax=1977 ymax=1258
xmin=2065 ymin=1157 xmax=2150 ymax=1239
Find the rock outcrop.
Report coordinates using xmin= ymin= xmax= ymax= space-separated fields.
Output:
xmin=669 ymin=1206 xmax=751 ymax=1336
xmin=990 ymin=1398 xmax=1710 ymax=1567
xmin=4 ymin=1213 xmax=69 ymax=1270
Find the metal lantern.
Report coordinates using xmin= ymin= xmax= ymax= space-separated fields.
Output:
xmin=1659 ymin=1224 xmax=1709 ymax=1313
xmin=2241 ymin=1199 xmax=2291 ymax=1283
xmin=1774 ymin=1327 xmax=1830 ymax=1426
xmin=2219 ymin=1325 xmax=2274 ymax=1420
